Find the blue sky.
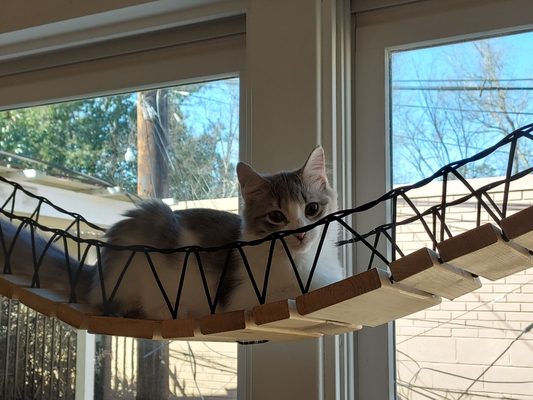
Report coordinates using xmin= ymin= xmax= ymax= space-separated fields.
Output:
xmin=390 ymin=30 xmax=533 ymax=184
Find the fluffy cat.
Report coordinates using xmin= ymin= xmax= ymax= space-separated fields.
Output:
xmin=0 ymin=147 xmax=342 ymax=320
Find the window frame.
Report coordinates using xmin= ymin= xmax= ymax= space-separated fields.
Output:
xmin=352 ymin=0 xmax=533 ymax=398
xmin=0 ymin=1 xmax=358 ymax=398
xmin=0 ymin=13 xmax=246 ymax=400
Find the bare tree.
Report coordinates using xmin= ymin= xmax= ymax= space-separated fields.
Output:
xmin=392 ymin=39 xmax=533 ymax=184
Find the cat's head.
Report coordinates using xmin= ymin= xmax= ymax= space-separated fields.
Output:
xmin=237 ymin=146 xmax=337 ymax=253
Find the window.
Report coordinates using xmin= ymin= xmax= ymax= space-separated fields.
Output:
xmin=0 ymin=78 xmax=241 ymax=399
xmin=353 ymin=1 xmax=533 ymax=398
xmin=1 ymin=2 xmax=354 ymax=399
xmin=391 ymin=32 xmax=533 ymax=400
xmin=0 ymin=12 xmax=245 ymax=399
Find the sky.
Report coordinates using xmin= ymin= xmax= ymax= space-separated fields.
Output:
xmin=390 ymin=30 xmax=533 ymax=184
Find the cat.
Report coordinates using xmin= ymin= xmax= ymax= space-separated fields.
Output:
xmin=0 ymin=146 xmax=343 ymax=320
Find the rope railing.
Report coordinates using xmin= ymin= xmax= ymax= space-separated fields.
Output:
xmin=1 ymin=123 xmax=532 ymax=319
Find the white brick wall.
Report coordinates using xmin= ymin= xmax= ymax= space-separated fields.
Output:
xmin=396 ymin=176 xmax=533 ymax=400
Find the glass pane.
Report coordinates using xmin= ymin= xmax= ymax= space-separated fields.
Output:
xmin=391 ymin=32 xmax=533 ymax=399
xmin=0 ymin=77 xmax=239 ymax=399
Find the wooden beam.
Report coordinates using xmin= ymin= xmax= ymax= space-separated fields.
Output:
xmin=88 ymin=316 xmax=163 ymax=340
xmin=198 ymin=310 xmax=321 ymax=342
xmin=390 ymin=248 xmax=481 ymax=299
xmin=0 ymin=273 xmax=32 ymax=298
xmin=56 ymin=302 xmax=99 ymax=329
xmin=437 ymin=223 xmax=532 ymax=281
xmin=500 ymin=205 xmax=533 ymax=250
xmin=17 ymin=287 xmax=69 ymax=317
xmin=160 ymin=319 xmax=196 ymax=339
xmin=295 ymin=268 xmax=440 ymax=327
xmin=253 ymin=299 xmax=362 ymax=335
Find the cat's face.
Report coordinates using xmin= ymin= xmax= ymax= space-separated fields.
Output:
xmin=237 ymin=147 xmax=337 ymax=253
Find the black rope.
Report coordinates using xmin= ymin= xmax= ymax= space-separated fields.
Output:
xmin=502 ymin=137 xmax=517 ymax=218
xmin=440 ymin=171 xmax=448 ymax=243
xmin=144 ymin=252 xmax=174 ymax=318
xmin=107 ymin=251 xmax=137 ymax=308
xmin=211 ymin=249 xmax=235 ymax=315
xmin=305 ymin=221 xmax=331 ymax=291
xmin=260 ymin=238 xmax=277 ymax=303
xmin=174 ymin=251 xmax=191 ymax=318
xmin=194 ymin=249 xmax=216 ymax=313
xmin=279 ymin=236 xmax=306 ymax=294
xmin=0 ymin=123 xmax=532 ymax=319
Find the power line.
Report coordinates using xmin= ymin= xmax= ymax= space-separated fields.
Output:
xmin=393 ymin=85 xmax=533 ymax=91
xmin=396 ymin=276 xmax=533 ymax=345
xmin=392 ymin=133 xmax=512 ymax=155
xmin=456 ymin=322 xmax=533 ymax=400
xmin=396 ymin=360 xmax=533 ymax=385
xmin=394 ymin=103 xmax=533 ymax=116
xmin=393 ymin=78 xmax=533 ymax=83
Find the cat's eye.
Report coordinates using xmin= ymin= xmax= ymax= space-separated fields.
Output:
xmin=305 ymin=202 xmax=320 ymax=217
xmin=267 ymin=210 xmax=286 ymax=224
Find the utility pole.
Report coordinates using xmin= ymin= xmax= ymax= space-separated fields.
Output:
xmin=137 ymin=90 xmax=170 ymax=198
xmin=136 ymin=89 xmax=170 ymax=400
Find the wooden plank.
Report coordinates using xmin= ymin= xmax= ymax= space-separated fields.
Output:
xmin=0 ymin=273 xmax=32 ymax=298
xmin=437 ymin=223 xmax=532 ymax=281
xmin=500 ymin=205 xmax=533 ymax=250
xmin=160 ymin=319 xmax=196 ymax=339
xmin=56 ymin=302 xmax=100 ymax=329
xmin=88 ymin=316 xmax=163 ymax=340
xmin=253 ymin=299 xmax=362 ymax=336
xmin=295 ymin=268 xmax=441 ymax=327
xmin=198 ymin=310 xmax=322 ymax=342
xmin=17 ymin=287 xmax=69 ymax=317
xmin=390 ymin=248 xmax=481 ymax=299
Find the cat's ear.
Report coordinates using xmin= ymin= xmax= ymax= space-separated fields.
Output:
xmin=302 ymin=146 xmax=328 ymax=187
xmin=237 ymin=162 xmax=268 ymax=199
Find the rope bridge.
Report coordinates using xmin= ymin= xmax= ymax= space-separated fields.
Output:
xmin=1 ymin=124 xmax=533 ymax=342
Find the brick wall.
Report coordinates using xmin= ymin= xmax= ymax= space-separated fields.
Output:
xmin=395 ymin=176 xmax=533 ymax=400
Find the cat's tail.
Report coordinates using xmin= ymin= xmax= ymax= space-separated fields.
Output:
xmin=0 ymin=218 xmax=94 ymax=303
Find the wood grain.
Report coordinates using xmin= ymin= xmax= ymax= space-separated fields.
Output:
xmin=500 ymin=205 xmax=533 ymax=250
xmin=160 ymin=319 xmax=196 ymax=339
xmin=390 ymin=248 xmax=481 ymax=299
xmin=17 ymin=287 xmax=69 ymax=317
xmin=56 ymin=302 xmax=99 ymax=329
xmin=0 ymin=273 xmax=32 ymax=298
xmin=252 ymin=299 xmax=362 ymax=335
xmin=198 ymin=309 xmax=321 ymax=342
xmin=88 ymin=316 xmax=163 ymax=340
xmin=437 ymin=223 xmax=532 ymax=280
xmin=295 ymin=268 xmax=441 ymax=327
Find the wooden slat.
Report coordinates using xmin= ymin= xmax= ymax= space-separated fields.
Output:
xmin=253 ymin=299 xmax=362 ymax=335
xmin=437 ymin=223 xmax=532 ymax=281
xmin=500 ymin=205 xmax=533 ymax=250
xmin=160 ymin=319 xmax=196 ymax=339
xmin=56 ymin=302 xmax=99 ymax=329
xmin=88 ymin=316 xmax=163 ymax=340
xmin=0 ymin=273 xmax=32 ymax=298
xmin=295 ymin=268 xmax=440 ymax=327
xmin=17 ymin=287 xmax=69 ymax=317
xmin=390 ymin=248 xmax=481 ymax=299
xmin=198 ymin=310 xmax=322 ymax=342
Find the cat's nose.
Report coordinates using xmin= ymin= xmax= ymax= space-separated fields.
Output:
xmin=293 ymin=232 xmax=306 ymax=241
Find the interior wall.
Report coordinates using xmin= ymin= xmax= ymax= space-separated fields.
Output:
xmin=0 ymin=1 xmax=349 ymax=399
xmin=0 ymin=0 xmax=153 ymax=33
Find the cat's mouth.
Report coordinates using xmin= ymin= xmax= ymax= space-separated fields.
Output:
xmin=289 ymin=232 xmax=312 ymax=252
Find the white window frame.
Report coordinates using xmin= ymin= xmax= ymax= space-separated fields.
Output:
xmin=352 ymin=0 xmax=533 ymax=398
xmin=0 ymin=7 xmax=247 ymax=400
xmin=0 ymin=1 xmax=356 ymax=399
xmin=242 ymin=1 xmax=353 ymax=399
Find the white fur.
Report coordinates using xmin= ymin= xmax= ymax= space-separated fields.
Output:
xmin=86 ymin=227 xmax=221 ymax=320
xmin=227 ymin=203 xmax=343 ymax=311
